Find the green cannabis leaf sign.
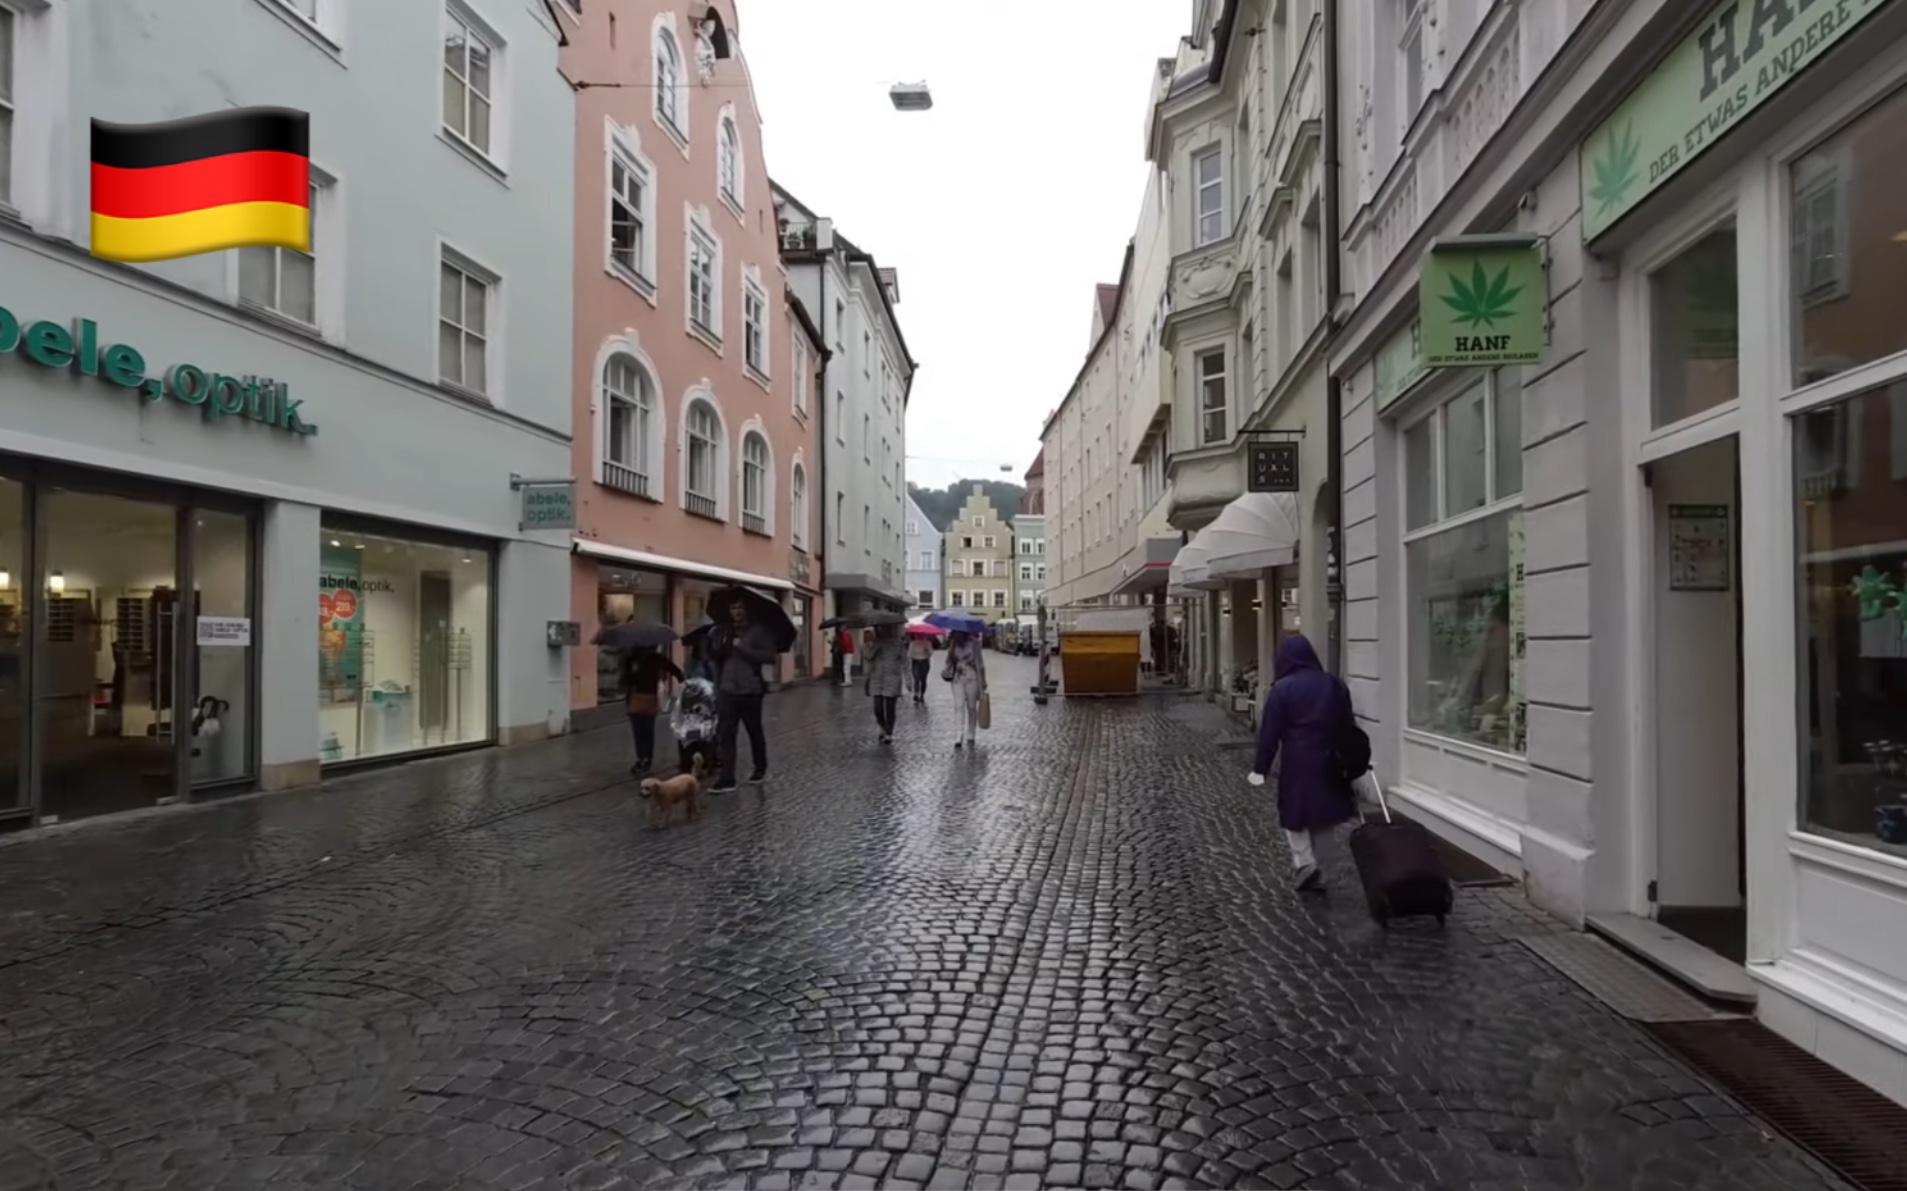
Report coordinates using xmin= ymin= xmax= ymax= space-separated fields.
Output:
xmin=1419 ymin=242 xmax=1545 ymax=368
xmin=1441 ymin=260 xmax=1523 ymax=330
xmin=1587 ymin=122 xmax=1640 ymax=222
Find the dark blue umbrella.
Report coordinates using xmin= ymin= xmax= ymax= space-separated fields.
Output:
xmin=924 ymin=609 xmax=989 ymax=636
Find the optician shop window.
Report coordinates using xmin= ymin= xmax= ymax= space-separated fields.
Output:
xmin=1791 ymin=82 xmax=1907 ymax=858
xmin=317 ymin=522 xmax=493 ymax=763
xmin=1402 ymin=368 xmax=1526 ymax=755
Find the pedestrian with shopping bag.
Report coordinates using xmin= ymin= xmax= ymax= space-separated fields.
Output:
xmin=621 ymin=646 xmax=683 ymax=775
xmin=941 ymin=629 xmax=989 ymax=750
xmin=1245 ymin=634 xmax=1361 ymax=891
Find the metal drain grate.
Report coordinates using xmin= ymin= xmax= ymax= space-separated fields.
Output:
xmin=1646 ymin=1020 xmax=1907 ymax=1191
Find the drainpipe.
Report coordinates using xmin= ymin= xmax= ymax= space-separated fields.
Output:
xmin=816 ymin=244 xmax=832 ymax=621
xmin=1321 ymin=0 xmax=1346 ymax=676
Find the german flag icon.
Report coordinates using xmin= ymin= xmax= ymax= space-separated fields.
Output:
xmin=90 ymin=106 xmax=310 ymax=264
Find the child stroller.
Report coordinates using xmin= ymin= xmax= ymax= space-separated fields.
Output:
xmin=672 ymin=677 xmax=719 ymax=775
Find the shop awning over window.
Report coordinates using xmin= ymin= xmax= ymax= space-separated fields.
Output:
xmin=1168 ymin=535 xmax=1217 ymax=595
xmin=1198 ymin=492 xmax=1301 ymax=584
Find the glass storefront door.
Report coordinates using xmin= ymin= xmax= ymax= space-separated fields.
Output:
xmin=190 ymin=509 xmax=254 ymax=785
xmin=37 ymin=488 xmax=181 ymax=823
xmin=0 ymin=477 xmax=23 ymax=818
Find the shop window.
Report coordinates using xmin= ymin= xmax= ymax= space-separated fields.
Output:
xmin=1790 ymin=85 xmax=1907 ymax=386
xmin=1401 ymin=371 xmax=1526 ymax=755
xmin=1649 ymin=225 xmax=1739 ymax=429
xmin=317 ymin=523 xmax=492 ymax=763
xmin=192 ymin=510 xmax=254 ymax=786
xmin=1796 ymin=380 xmax=1907 ymax=859
xmin=596 ymin=566 xmax=666 ymax=704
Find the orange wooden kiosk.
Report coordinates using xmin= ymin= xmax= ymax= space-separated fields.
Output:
xmin=1055 ymin=608 xmax=1148 ymax=698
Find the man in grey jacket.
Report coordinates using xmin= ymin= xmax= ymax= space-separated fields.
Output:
xmin=707 ymin=595 xmax=778 ymax=792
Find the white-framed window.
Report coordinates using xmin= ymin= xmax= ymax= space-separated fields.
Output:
xmin=740 ymin=430 xmax=771 ymax=535
xmin=607 ymin=139 xmax=656 ymax=290
xmin=743 ymin=273 xmax=768 ymax=379
xmin=1197 ymin=349 xmax=1227 ymax=444
xmin=906 ymin=520 xmax=918 ymax=536
xmin=1401 ymin=369 xmax=1525 ymax=756
xmin=835 ymin=492 xmax=845 ymax=543
xmin=983 ymin=535 xmax=996 ymax=549
xmin=862 ymin=329 xmax=872 ymax=375
xmin=238 ymin=178 xmax=325 ymax=328
xmin=962 ymin=536 xmax=973 ymax=549
xmin=1193 ymin=146 xmax=1223 ymax=246
xmin=0 ymin=5 xmax=13 ymax=208
xmin=686 ymin=213 xmax=721 ymax=344
xmin=792 ymin=339 xmax=810 ymax=415
xmin=918 ymin=551 xmax=935 ymax=570
xmin=971 ymin=516 xmax=983 ymax=528
xmin=791 ymin=463 xmax=809 ymax=548
xmin=443 ymin=5 xmax=499 ymax=161
xmin=1020 ymin=564 xmax=1032 ymax=582
xmin=1020 ymin=593 xmax=1034 ymax=612
xmin=717 ymin=112 xmax=742 ymax=209
xmin=834 ymin=392 xmax=846 ymax=443
xmin=684 ymin=398 xmax=723 ymax=519
xmin=992 ymin=591 xmax=1007 ymax=609
xmin=1400 ymin=0 xmax=1426 ymax=122
xmin=950 ymin=590 xmax=965 ymax=607
xmin=834 ymin=299 xmax=846 ymax=350
xmin=601 ymin=352 xmax=658 ymax=500
xmin=918 ymin=590 xmax=935 ymax=607
xmin=653 ymin=22 xmax=685 ymax=142
xmin=438 ymin=249 xmax=495 ymax=396
xmin=1036 ymin=564 xmax=1046 ymax=581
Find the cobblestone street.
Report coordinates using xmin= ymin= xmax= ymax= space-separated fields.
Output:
xmin=0 ymin=658 xmax=1847 ymax=1190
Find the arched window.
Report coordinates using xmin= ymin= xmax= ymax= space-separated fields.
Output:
xmin=602 ymin=353 xmax=658 ymax=499
xmin=654 ymin=27 xmax=683 ymax=133
xmin=685 ymin=400 xmax=722 ymax=517
xmin=791 ymin=463 xmax=808 ymax=548
xmin=741 ymin=431 xmax=771 ymax=534
xmin=718 ymin=116 xmax=741 ymax=207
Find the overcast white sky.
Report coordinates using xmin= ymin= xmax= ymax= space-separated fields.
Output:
xmin=740 ymin=1 xmax=1190 ymax=492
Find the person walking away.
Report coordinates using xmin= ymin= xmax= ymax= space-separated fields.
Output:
xmin=907 ymin=632 xmax=934 ymax=703
xmin=621 ymin=645 xmax=683 ymax=774
xmin=708 ymin=598 xmax=778 ymax=792
xmin=1247 ymin=633 xmax=1359 ymax=891
xmin=838 ymin=626 xmax=857 ymax=688
xmin=863 ymin=625 xmax=906 ymax=743
xmin=942 ymin=630 xmax=988 ymax=750
xmin=685 ymin=629 xmax=716 ymax=684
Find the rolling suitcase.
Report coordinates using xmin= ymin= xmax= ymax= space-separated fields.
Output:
xmin=1347 ymin=770 xmax=1455 ymax=927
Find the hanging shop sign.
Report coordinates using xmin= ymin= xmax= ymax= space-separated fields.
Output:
xmin=1373 ymin=317 xmax=1427 ymax=413
xmin=0 ymin=305 xmax=319 ymax=437
xmin=1419 ymin=237 xmax=1547 ymax=368
xmin=1246 ymin=441 xmax=1301 ymax=493
xmin=518 ymin=483 xmax=576 ymax=531
xmin=1580 ymin=0 xmax=1892 ymax=241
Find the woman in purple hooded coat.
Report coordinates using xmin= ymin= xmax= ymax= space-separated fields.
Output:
xmin=1248 ymin=633 xmax=1358 ymax=891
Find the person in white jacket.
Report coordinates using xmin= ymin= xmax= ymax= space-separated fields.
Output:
xmin=942 ymin=631 xmax=989 ymax=749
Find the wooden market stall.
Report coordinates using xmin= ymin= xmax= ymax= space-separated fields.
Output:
xmin=1056 ymin=608 xmax=1149 ymax=698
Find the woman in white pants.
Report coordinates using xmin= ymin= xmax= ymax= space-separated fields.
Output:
xmin=942 ymin=631 xmax=988 ymax=749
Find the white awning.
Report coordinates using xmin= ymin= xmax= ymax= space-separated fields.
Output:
xmin=1199 ymin=493 xmax=1301 ymax=583
xmin=1168 ymin=535 xmax=1219 ymax=594
xmin=572 ymin=538 xmax=795 ymax=592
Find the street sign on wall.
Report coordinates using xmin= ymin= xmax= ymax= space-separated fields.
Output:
xmin=1579 ymin=0 xmax=1891 ymax=240
xmin=1419 ymin=237 xmax=1547 ymax=368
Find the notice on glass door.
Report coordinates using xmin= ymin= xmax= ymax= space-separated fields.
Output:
xmin=197 ymin=616 xmax=252 ymax=647
xmin=1668 ymin=504 xmax=1731 ymax=592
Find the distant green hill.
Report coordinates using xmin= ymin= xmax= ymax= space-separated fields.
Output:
xmin=907 ymin=480 xmax=1025 ymax=532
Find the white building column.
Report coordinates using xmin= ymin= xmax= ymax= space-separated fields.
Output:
xmin=496 ymin=538 xmax=573 ymax=745
xmin=259 ymin=500 xmax=321 ymax=791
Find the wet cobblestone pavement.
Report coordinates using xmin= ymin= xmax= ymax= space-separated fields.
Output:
xmin=0 ymin=659 xmax=1848 ymax=1190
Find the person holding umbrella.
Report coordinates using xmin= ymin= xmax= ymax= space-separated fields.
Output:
xmin=705 ymin=586 xmax=794 ymax=793
xmin=592 ymin=620 xmax=682 ymax=775
xmin=928 ymin=610 xmax=991 ymax=750
xmin=854 ymin=613 xmax=908 ymax=742
xmin=906 ymin=624 xmax=939 ymax=704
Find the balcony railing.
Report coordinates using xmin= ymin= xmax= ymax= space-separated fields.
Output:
xmin=686 ymin=491 xmax=719 ymax=520
xmin=601 ymin=460 xmax=653 ymax=500
xmin=743 ymin=511 xmax=768 ymax=535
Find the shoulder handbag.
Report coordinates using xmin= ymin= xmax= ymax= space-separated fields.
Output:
xmin=626 ymin=690 xmax=660 ymax=716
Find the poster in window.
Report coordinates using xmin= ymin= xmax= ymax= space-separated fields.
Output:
xmin=1668 ymin=504 xmax=1732 ymax=592
xmin=319 ymin=545 xmax=365 ymax=700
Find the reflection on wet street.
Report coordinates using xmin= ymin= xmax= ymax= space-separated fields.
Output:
xmin=0 ymin=659 xmax=1846 ymax=1189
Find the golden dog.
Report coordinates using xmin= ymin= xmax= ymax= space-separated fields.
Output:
xmin=638 ymin=752 xmax=709 ymax=829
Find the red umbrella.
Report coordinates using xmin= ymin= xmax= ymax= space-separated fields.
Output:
xmin=905 ymin=623 xmax=946 ymax=639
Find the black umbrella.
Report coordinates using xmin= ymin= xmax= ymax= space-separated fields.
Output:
xmin=681 ymin=619 xmax=717 ymax=645
xmin=706 ymin=586 xmax=798 ymax=653
xmin=819 ymin=616 xmax=852 ymax=630
xmin=593 ymin=621 xmax=678 ymax=651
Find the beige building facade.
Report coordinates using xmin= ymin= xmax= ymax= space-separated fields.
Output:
xmin=942 ymin=486 xmax=1016 ymax=620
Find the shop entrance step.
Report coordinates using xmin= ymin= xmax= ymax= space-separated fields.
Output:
xmin=1588 ymin=911 xmax=1758 ymax=1007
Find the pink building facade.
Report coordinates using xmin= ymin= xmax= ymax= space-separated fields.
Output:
xmin=558 ymin=0 xmax=826 ymax=716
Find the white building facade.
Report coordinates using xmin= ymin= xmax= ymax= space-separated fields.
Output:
xmin=774 ymin=186 xmax=913 ymax=617
xmin=0 ymin=0 xmax=576 ymax=826
xmin=903 ymin=492 xmax=941 ymax=610
xmin=1149 ymin=0 xmax=1334 ymax=711
xmin=1333 ymin=0 xmax=1907 ymax=1105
